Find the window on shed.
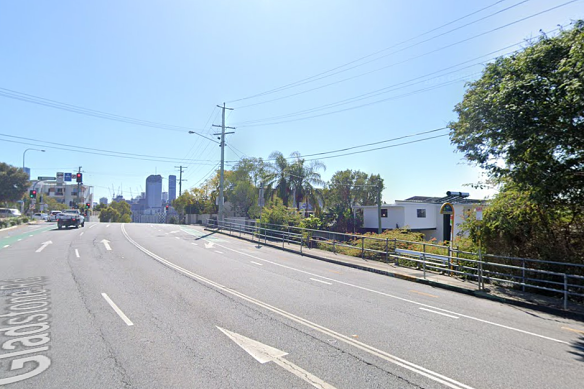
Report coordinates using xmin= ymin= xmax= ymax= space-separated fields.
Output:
xmin=417 ymin=209 xmax=426 ymax=218
xmin=380 ymin=209 xmax=388 ymax=218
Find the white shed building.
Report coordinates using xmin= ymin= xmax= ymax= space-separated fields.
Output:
xmin=357 ymin=195 xmax=484 ymax=242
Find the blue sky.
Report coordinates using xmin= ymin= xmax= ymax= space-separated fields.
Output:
xmin=1 ymin=0 xmax=582 ymax=203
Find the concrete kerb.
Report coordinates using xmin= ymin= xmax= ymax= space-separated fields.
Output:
xmin=205 ymin=227 xmax=584 ymax=320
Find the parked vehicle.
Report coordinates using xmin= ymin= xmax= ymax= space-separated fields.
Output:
xmin=32 ymin=212 xmax=48 ymax=221
xmin=57 ymin=209 xmax=85 ymax=229
xmin=0 ymin=208 xmax=22 ymax=218
xmin=48 ymin=210 xmax=62 ymax=221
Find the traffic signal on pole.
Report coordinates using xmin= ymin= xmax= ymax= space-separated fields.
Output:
xmin=165 ymin=205 xmax=169 ymax=211
xmin=76 ymin=173 xmax=82 ymax=183
xmin=29 ymin=190 xmax=37 ymax=198
xmin=85 ymin=203 xmax=90 ymax=209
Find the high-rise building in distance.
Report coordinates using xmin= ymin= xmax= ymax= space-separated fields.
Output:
xmin=169 ymin=175 xmax=177 ymax=201
xmin=146 ymin=175 xmax=162 ymax=209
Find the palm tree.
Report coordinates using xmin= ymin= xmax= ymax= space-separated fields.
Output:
xmin=288 ymin=152 xmax=326 ymax=216
xmin=265 ymin=151 xmax=292 ymax=206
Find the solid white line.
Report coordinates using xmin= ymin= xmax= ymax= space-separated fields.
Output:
xmin=419 ymin=308 xmax=459 ymax=319
xmin=89 ymin=224 xmax=97 ymax=229
xmin=75 ymin=249 xmax=80 ymax=258
xmin=17 ymin=239 xmax=22 ymax=242
xmin=214 ymin=250 xmax=224 ymax=254
xmin=250 ymin=261 xmax=263 ymax=266
xmin=211 ymin=241 xmax=568 ymax=345
xmin=120 ymin=225 xmax=474 ymax=389
xmin=3 ymin=245 xmax=9 ymax=248
xmin=101 ymin=293 xmax=134 ymax=326
xmin=310 ymin=278 xmax=333 ymax=285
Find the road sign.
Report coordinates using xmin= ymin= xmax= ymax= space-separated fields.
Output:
xmin=37 ymin=176 xmax=56 ymax=181
xmin=64 ymin=173 xmax=72 ymax=181
xmin=476 ymin=206 xmax=483 ymax=221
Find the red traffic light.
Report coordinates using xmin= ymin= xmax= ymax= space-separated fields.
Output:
xmin=165 ymin=205 xmax=169 ymax=210
xmin=76 ymin=173 xmax=83 ymax=183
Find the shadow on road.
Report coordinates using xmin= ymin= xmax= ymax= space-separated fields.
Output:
xmin=194 ymin=231 xmax=219 ymax=240
xmin=569 ymin=336 xmax=584 ymax=362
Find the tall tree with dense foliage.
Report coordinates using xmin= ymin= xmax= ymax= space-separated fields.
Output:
xmin=0 ymin=163 xmax=29 ymax=203
xmin=324 ymin=170 xmax=384 ymax=232
xmin=449 ymin=22 xmax=584 ymax=207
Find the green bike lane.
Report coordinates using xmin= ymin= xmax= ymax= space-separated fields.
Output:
xmin=0 ymin=223 xmax=55 ymax=249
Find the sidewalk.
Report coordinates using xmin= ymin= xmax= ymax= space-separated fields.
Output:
xmin=211 ymin=227 xmax=584 ymax=320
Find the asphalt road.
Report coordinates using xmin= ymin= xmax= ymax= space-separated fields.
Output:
xmin=1 ymin=221 xmax=583 ymax=389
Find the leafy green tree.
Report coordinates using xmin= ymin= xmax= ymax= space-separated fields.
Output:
xmin=44 ymin=197 xmax=66 ymax=211
xmin=462 ymin=182 xmax=584 ymax=266
xmin=99 ymin=207 xmax=119 ymax=223
xmin=449 ymin=22 xmax=584 ymax=207
xmin=259 ymin=198 xmax=301 ymax=232
xmin=324 ymin=170 xmax=384 ymax=232
xmin=0 ymin=163 xmax=29 ymax=203
xmin=98 ymin=201 xmax=132 ymax=222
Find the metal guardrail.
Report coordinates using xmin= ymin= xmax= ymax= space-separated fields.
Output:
xmin=206 ymin=218 xmax=584 ymax=310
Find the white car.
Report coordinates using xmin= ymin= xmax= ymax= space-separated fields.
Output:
xmin=48 ymin=211 xmax=62 ymax=221
xmin=31 ymin=213 xmax=48 ymax=221
xmin=0 ymin=208 xmax=21 ymax=218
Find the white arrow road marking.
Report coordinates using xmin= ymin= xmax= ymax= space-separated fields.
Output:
xmin=35 ymin=241 xmax=52 ymax=253
xmin=75 ymin=249 xmax=80 ymax=258
xmin=218 ymin=327 xmax=337 ymax=389
xmin=419 ymin=308 xmax=459 ymax=319
xmin=101 ymin=293 xmax=133 ymax=326
xmin=204 ymin=241 xmax=215 ymax=249
xmin=101 ymin=239 xmax=112 ymax=251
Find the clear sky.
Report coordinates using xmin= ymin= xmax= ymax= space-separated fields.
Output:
xmin=1 ymin=0 xmax=582 ymax=203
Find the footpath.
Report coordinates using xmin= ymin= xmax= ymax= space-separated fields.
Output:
xmin=209 ymin=227 xmax=584 ymax=320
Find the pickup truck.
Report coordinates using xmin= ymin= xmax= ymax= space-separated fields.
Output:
xmin=57 ymin=209 xmax=85 ymax=229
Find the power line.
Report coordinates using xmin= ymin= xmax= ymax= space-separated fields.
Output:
xmin=233 ymin=8 xmax=575 ymax=120
xmin=303 ymin=134 xmax=450 ymax=162
xmin=227 ymin=127 xmax=449 ymax=164
xmin=228 ymin=0 xmax=513 ymax=102
xmin=0 ymin=135 xmax=219 ymax=165
xmin=0 ymin=87 xmax=217 ymax=142
xmin=236 ymin=72 xmax=481 ymax=128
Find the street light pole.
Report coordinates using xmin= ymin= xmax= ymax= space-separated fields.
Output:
xmin=22 ymin=148 xmax=45 ymax=174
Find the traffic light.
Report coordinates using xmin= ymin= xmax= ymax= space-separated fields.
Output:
xmin=165 ymin=205 xmax=169 ymax=211
xmin=85 ymin=203 xmax=90 ymax=209
xmin=29 ymin=190 xmax=37 ymax=199
xmin=76 ymin=173 xmax=83 ymax=183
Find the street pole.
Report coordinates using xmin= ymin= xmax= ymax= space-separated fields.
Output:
xmin=377 ymin=185 xmax=382 ymax=234
xmin=174 ymin=166 xmax=187 ymax=196
xmin=212 ymin=103 xmax=234 ymax=225
xmin=22 ymin=148 xmax=45 ymax=177
xmin=77 ymin=166 xmax=82 ymax=207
